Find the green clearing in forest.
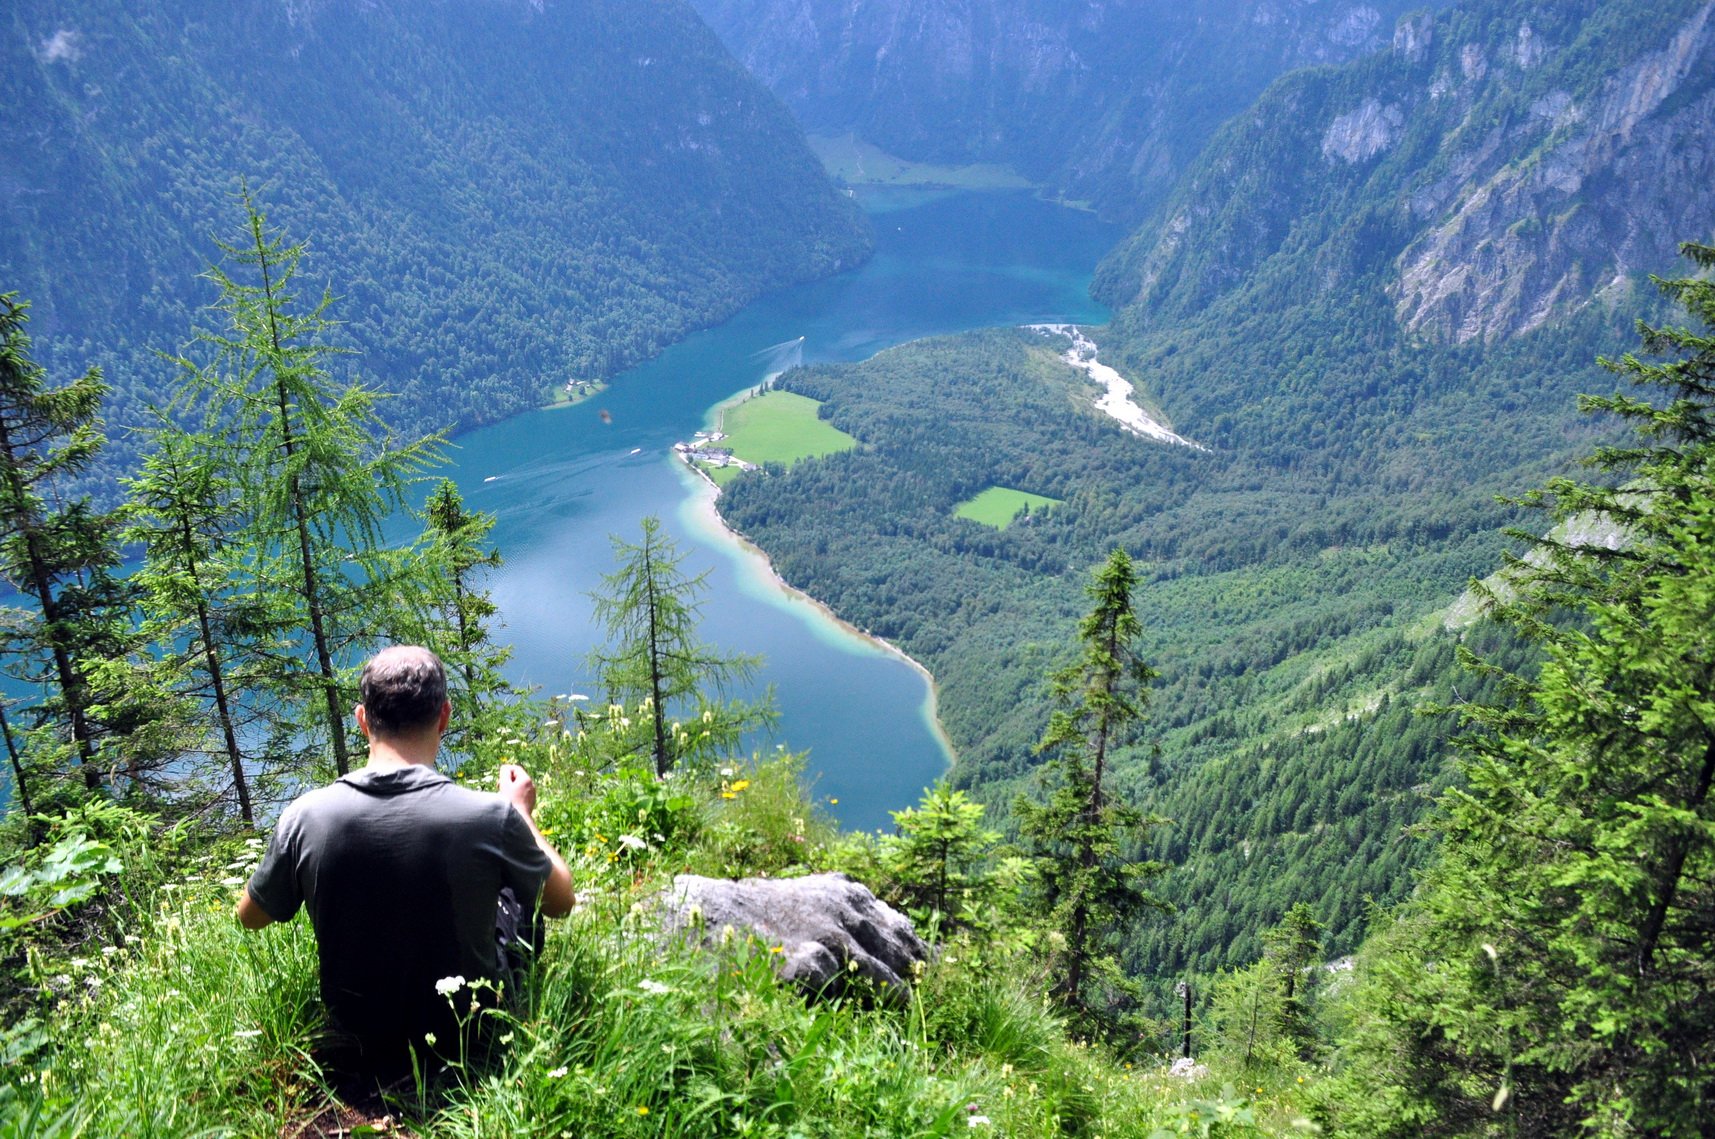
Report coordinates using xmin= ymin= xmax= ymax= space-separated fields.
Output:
xmin=954 ymin=486 xmax=1062 ymax=528
xmin=808 ymin=133 xmax=1037 ymax=191
xmin=713 ymin=391 xmax=857 ymax=475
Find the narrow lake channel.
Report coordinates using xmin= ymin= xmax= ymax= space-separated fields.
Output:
xmin=404 ymin=189 xmax=1115 ymax=832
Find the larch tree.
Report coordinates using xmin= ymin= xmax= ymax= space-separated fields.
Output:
xmin=121 ymin=421 xmax=269 ymax=824
xmin=181 ymin=191 xmax=444 ymax=776
xmin=588 ymin=516 xmax=765 ymax=776
xmin=418 ymin=478 xmax=517 ymax=749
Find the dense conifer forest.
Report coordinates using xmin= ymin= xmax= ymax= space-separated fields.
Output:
xmin=1 ymin=0 xmax=870 ymax=490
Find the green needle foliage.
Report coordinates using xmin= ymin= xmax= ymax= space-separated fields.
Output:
xmin=418 ymin=479 xmax=518 ymax=751
xmin=884 ymin=781 xmax=1001 ymax=938
xmin=1016 ymin=548 xmax=1170 ymax=1044
xmin=588 ymin=516 xmax=768 ymax=776
xmin=0 ymin=295 xmax=183 ymax=806
xmin=175 ymin=190 xmax=446 ymax=777
xmin=1321 ymin=242 xmax=1715 ymax=1137
xmin=121 ymin=421 xmax=272 ymax=825
xmin=0 ymin=293 xmax=112 ymax=796
xmin=1260 ymin=903 xmax=1322 ymax=1050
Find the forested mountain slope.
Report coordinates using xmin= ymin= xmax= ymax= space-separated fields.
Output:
xmin=716 ymin=0 xmax=1711 ymax=977
xmin=1 ymin=0 xmax=869 ymax=481
xmin=685 ymin=0 xmax=1437 ymax=223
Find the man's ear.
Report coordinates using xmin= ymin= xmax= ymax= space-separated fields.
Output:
xmin=355 ymin=703 xmax=372 ymax=740
xmin=437 ymin=699 xmax=452 ymax=735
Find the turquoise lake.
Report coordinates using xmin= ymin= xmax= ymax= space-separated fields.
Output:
xmin=452 ymin=189 xmax=1118 ymax=832
xmin=3 ymin=190 xmax=1117 ymax=828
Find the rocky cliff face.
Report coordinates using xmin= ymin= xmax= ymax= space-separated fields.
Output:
xmin=1393 ymin=3 xmax=1715 ymax=343
xmin=1096 ymin=0 xmax=1715 ymax=343
xmin=686 ymin=0 xmax=1432 ymax=223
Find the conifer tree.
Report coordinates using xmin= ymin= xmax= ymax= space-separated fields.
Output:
xmin=181 ymin=191 xmax=444 ymax=776
xmin=588 ymin=516 xmax=765 ymax=776
xmin=1262 ymin=902 xmax=1322 ymax=1046
xmin=418 ymin=478 xmax=516 ymax=748
xmin=885 ymin=781 xmax=1000 ymax=937
xmin=0 ymin=294 xmax=152 ymax=796
xmin=121 ymin=422 xmax=269 ymax=823
xmin=1324 ymin=243 xmax=1715 ymax=1137
xmin=1015 ymin=547 xmax=1169 ymax=1041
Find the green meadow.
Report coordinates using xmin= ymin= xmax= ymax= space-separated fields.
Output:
xmin=704 ymin=391 xmax=857 ymax=486
xmin=954 ymin=486 xmax=1062 ymax=529
xmin=807 ymin=133 xmax=1036 ymax=191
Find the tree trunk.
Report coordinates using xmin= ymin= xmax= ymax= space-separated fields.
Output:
xmin=256 ymin=220 xmax=350 ymax=775
xmin=1 ymin=703 xmax=37 ymax=841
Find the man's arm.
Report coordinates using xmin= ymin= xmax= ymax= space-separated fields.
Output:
xmin=498 ymin=763 xmax=576 ymax=917
xmin=235 ymin=886 xmax=276 ymax=930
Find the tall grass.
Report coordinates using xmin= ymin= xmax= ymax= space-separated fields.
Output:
xmin=2 ymin=747 xmax=1292 ymax=1136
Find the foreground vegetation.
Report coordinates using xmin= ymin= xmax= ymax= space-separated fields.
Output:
xmin=0 ymin=740 xmax=1319 ymax=1137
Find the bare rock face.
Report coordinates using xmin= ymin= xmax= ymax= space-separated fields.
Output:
xmin=660 ymin=873 xmax=928 ymax=1000
xmin=1322 ymin=98 xmax=1406 ymax=163
xmin=1099 ymin=1 xmax=1715 ymax=341
xmin=1393 ymin=3 xmax=1715 ymax=344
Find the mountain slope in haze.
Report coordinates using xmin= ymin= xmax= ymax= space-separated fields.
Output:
xmin=685 ymin=0 xmax=1439 ymax=223
xmin=715 ymin=0 xmax=1708 ymax=977
xmin=1095 ymin=0 xmax=1715 ymax=345
xmin=1 ymin=0 xmax=869 ymax=477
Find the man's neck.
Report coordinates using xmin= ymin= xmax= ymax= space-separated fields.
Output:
xmin=363 ymin=735 xmax=440 ymax=770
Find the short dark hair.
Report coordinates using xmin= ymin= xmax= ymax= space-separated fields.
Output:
xmin=358 ymin=646 xmax=448 ymax=738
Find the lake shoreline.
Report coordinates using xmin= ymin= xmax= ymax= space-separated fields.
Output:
xmin=675 ymin=456 xmax=958 ymax=768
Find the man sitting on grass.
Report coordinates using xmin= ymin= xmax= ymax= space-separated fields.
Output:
xmin=237 ymin=645 xmax=574 ymax=1077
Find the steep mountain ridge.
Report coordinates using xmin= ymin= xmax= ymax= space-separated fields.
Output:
xmin=1095 ymin=0 xmax=1715 ymax=344
xmin=1 ymin=0 xmax=868 ymax=479
xmin=685 ymin=0 xmax=1436 ymax=222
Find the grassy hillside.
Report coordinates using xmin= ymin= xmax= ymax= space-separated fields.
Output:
xmin=0 ymin=731 xmax=1321 ymax=1136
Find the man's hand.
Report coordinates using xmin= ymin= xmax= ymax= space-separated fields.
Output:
xmin=495 ymin=762 xmax=575 ymax=918
xmin=497 ymin=763 xmax=537 ymax=815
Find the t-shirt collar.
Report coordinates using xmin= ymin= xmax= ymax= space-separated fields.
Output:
xmin=337 ymin=764 xmax=451 ymax=796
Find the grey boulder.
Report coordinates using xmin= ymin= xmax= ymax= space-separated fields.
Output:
xmin=660 ymin=872 xmax=928 ymax=1001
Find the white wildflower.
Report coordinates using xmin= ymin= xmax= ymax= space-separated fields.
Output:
xmin=434 ymin=975 xmax=467 ymax=996
xmin=617 ymin=834 xmax=648 ymax=851
xmin=548 ymin=1066 xmax=569 ymax=1079
xmin=233 ymin=1029 xmax=263 ymax=1039
xmin=638 ymin=979 xmax=670 ymax=995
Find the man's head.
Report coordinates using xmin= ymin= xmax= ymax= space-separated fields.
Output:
xmin=357 ymin=646 xmax=449 ymax=742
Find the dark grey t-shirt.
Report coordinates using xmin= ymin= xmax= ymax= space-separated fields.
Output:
xmin=248 ymin=764 xmax=551 ymax=1050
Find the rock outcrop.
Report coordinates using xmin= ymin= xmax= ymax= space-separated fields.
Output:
xmin=660 ymin=873 xmax=928 ymax=1001
xmin=1393 ymin=2 xmax=1715 ymax=343
xmin=1096 ymin=0 xmax=1715 ymax=343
